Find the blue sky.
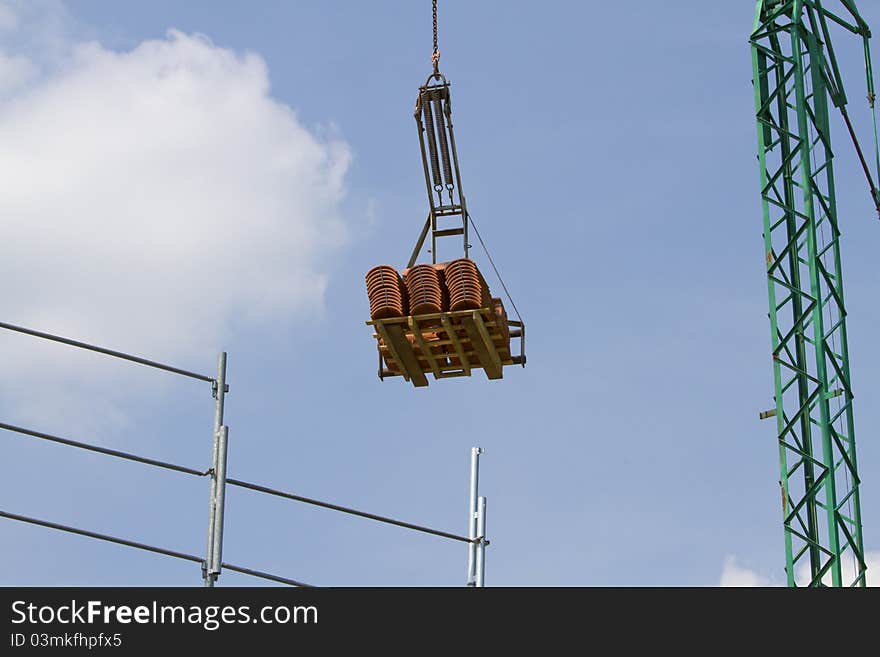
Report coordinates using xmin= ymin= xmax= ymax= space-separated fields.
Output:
xmin=0 ymin=1 xmax=878 ymax=586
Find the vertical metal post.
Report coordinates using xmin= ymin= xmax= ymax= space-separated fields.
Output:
xmin=210 ymin=426 xmax=229 ymax=579
xmin=475 ymin=496 xmax=487 ymax=588
xmin=204 ymin=352 xmax=227 ymax=587
xmin=466 ymin=446 xmax=482 ymax=586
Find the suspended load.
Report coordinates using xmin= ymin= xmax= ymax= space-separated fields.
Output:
xmin=363 ymin=3 xmax=525 ymax=387
xmin=366 ymin=260 xmax=521 ymax=387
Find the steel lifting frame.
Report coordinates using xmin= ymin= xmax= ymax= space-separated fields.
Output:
xmin=751 ymin=0 xmax=868 ymax=586
xmin=409 ymin=71 xmax=470 ymax=267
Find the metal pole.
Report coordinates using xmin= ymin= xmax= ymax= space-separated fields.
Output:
xmin=466 ymin=446 xmax=482 ymax=586
xmin=475 ymin=496 xmax=487 ymax=588
xmin=210 ymin=426 xmax=229 ymax=579
xmin=204 ymin=352 xmax=227 ymax=587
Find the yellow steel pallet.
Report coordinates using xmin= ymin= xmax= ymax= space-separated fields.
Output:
xmin=366 ymin=307 xmax=523 ymax=387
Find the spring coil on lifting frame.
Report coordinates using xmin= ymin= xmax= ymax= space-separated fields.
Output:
xmin=432 ymin=93 xmax=454 ymax=191
xmin=421 ymin=96 xmax=443 ymax=192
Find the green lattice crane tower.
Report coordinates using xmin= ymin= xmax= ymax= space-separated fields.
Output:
xmin=751 ymin=0 xmax=879 ymax=586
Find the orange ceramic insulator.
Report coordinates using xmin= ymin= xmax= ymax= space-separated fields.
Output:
xmin=366 ymin=265 xmax=406 ymax=319
xmin=444 ymin=258 xmax=486 ymax=311
xmin=404 ymin=264 xmax=443 ymax=316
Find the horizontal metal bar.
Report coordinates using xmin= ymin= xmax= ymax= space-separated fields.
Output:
xmin=0 ymin=320 xmax=214 ymax=383
xmin=433 ymin=228 xmax=464 ymax=237
xmin=221 ymin=562 xmax=313 ymax=588
xmin=0 ymin=420 xmax=472 ymax=546
xmin=0 ymin=509 xmax=203 ymax=564
xmin=0 ymin=509 xmax=312 ymax=587
xmin=226 ymin=478 xmax=476 ymax=544
xmin=0 ymin=421 xmax=206 ymax=478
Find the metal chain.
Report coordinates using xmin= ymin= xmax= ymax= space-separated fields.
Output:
xmin=431 ymin=0 xmax=440 ymax=75
xmin=433 ymin=0 xmax=438 ymax=54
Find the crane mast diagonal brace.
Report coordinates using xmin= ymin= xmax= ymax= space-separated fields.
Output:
xmin=751 ymin=0 xmax=867 ymax=587
xmin=409 ymin=72 xmax=470 ymax=268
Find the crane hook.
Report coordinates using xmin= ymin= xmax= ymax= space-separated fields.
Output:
xmin=432 ymin=49 xmax=441 ymax=79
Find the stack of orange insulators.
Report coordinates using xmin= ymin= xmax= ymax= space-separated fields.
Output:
xmin=367 ymin=258 xmax=503 ymax=321
xmin=444 ymin=258 xmax=489 ymax=311
xmin=404 ymin=264 xmax=444 ymax=315
xmin=366 ymin=265 xmax=407 ymax=320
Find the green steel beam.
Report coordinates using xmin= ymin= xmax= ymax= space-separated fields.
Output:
xmin=751 ymin=0 xmax=867 ymax=587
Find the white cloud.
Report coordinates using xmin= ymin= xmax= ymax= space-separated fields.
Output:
xmin=866 ymin=552 xmax=880 ymax=586
xmin=0 ymin=51 xmax=36 ymax=92
xmin=795 ymin=550 xmax=880 ymax=587
xmin=0 ymin=18 xmax=350 ymax=433
xmin=719 ymin=556 xmax=772 ymax=587
xmin=721 ymin=551 xmax=880 ymax=587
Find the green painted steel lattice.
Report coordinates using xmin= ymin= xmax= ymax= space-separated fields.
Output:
xmin=751 ymin=0 xmax=870 ymax=586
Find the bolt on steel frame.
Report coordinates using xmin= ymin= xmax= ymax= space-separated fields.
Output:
xmin=751 ymin=0 xmax=870 ymax=586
